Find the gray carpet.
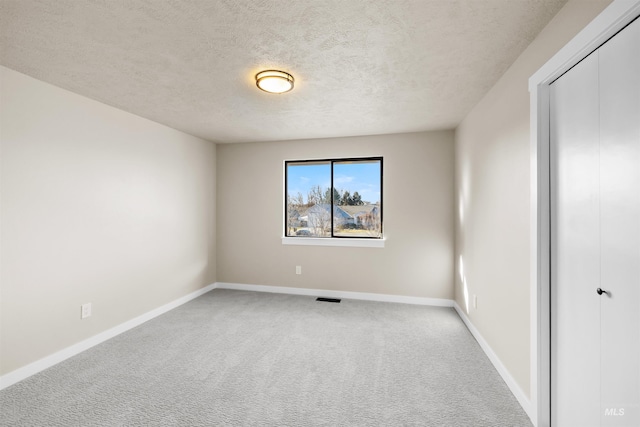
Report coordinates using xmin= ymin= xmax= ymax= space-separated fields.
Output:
xmin=0 ymin=289 xmax=532 ymax=426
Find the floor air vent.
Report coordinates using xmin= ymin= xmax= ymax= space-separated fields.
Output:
xmin=316 ymin=297 xmax=341 ymax=303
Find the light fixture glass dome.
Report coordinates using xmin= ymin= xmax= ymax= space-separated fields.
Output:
xmin=255 ymin=70 xmax=294 ymax=94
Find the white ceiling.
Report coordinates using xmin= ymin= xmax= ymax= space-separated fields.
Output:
xmin=0 ymin=0 xmax=567 ymax=143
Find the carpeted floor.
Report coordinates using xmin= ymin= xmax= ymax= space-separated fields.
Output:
xmin=0 ymin=289 xmax=532 ymax=426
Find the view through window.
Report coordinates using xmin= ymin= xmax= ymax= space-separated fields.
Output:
xmin=285 ymin=158 xmax=382 ymax=238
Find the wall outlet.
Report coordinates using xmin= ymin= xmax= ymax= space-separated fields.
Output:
xmin=296 ymin=266 xmax=302 ymax=275
xmin=473 ymin=295 xmax=478 ymax=309
xmin=81 ymin=303 xmax=92 ymax=319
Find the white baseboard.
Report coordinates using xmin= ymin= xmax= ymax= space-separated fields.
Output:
xmin=0 ymin=283 xmax=216 ymax=391
xmin=214 ymin=282 xmax=454 ymax=307
xmin=453 ymin=302 xmax=533 ymax=423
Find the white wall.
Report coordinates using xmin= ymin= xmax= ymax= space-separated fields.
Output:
xmin=455 ymin=0 xmax=612 ymax=400
xmin=217 ymin=131 xmax=454 ymax=299
xmin=0 ymin=66 xmax=216 ymax=376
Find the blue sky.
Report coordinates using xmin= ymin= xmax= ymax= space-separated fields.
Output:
xmin=287 ymin=161 xmax=381 ymax=204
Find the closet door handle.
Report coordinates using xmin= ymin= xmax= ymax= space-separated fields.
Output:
xmin=596 ymin=288 xmax=609 ymax=296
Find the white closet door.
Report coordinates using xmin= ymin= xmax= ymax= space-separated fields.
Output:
xmin=551 ymin=16 xmax=640 ymax=427
xmin=550 ymin=50 xmax=601 ymax=427
xmin=599 ymin=18 xmax=640 ymax=427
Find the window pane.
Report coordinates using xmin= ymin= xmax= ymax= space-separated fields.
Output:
xmin=332 ymin=160 xmax=382 ymax=238
xmin=286 ymin=162 xmax=331 ymax=237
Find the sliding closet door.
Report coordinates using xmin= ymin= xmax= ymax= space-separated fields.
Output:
xmin=598 ymin=18 xmax=640 ymax=426
xmin=550 ymin=51 xmax=601 ymax=427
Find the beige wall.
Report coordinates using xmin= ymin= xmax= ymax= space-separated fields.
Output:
xmin=0 ymin=66 xmax=216 ymax=376
xmin=217 ymin=131 xmax=454 ymax=299
xmin=455 ymin=0 xmax=613 ymax=399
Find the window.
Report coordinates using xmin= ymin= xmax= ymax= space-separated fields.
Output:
xmin=285 ymin=157 xmax=383 ymax=239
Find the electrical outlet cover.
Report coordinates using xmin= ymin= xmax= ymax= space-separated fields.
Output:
xmin=81 ymin=303 xmax=92 ymax=319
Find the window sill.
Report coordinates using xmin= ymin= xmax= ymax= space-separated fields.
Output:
xmin=281 ymin=237 xmax=385 ymax=248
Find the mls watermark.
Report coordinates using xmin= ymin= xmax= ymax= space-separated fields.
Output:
xmin=604 ymin=408 xmax=625 ymax=417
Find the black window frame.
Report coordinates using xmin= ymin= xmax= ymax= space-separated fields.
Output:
xmin=284 ymin=157 xmax=383 ymax=239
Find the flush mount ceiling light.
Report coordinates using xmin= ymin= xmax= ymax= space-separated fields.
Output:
xmin=255 ymin=70 xmax=294 ymax=94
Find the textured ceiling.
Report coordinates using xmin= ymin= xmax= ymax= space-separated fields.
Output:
xmin=0 ymin=0 xmax=567 ymax=143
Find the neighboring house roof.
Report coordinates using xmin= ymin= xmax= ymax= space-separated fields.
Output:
xmin=292 ymin=204 xmax=379 ymax=221
xmin=307 ymin=204 xmax=350 ymax=219
xmin=288 ymin=208 xmax=302 ymax=218
xmin=295 ymin=206 xmax=310 ymax=217
xmin=339 ymin=205 xmax=378 ymax=217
